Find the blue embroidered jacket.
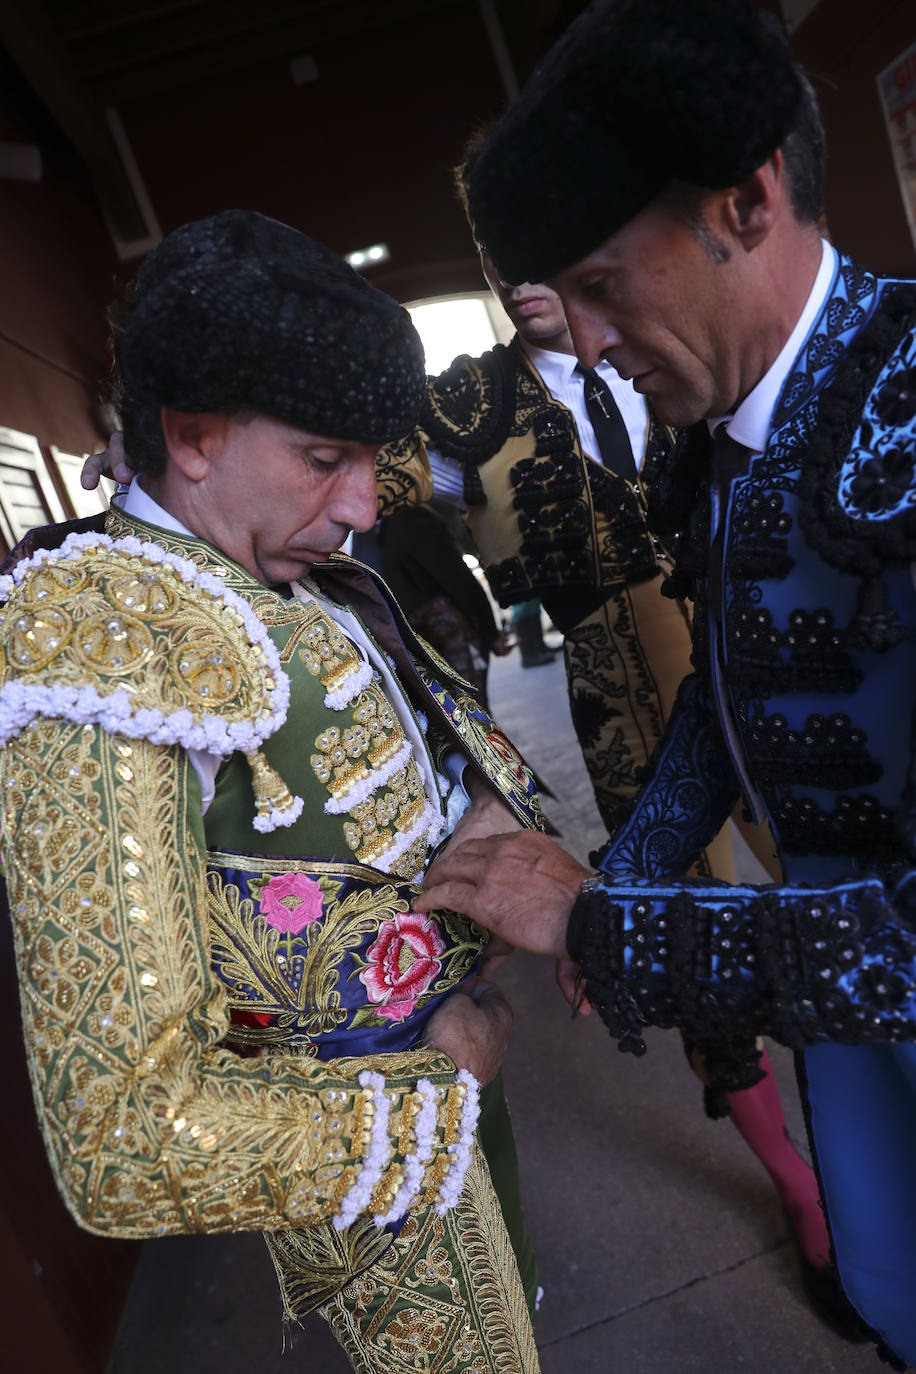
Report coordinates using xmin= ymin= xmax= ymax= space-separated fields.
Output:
xmin=568 ymin=253 xmax=916 ymax=1055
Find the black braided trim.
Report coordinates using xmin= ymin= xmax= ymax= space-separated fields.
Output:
xmin=681 ymin=1034 xmax=765 ymax=1119
xmin=482 ymin=402 xmax=659 ymax=610
xmin=725 ymin=487 xmax=795 ymax=590
xmin=568 ymin=877 xmax=916 ymax=1053
xmin=643 ymin=421 xmax=712 ymax=550
xmin=797 ymin=284 xmax=916 ymax=580
xmin=771 ymin=793 xmax=899 ymax=861
xmin=487 ymin=551 xmax=615 ymax=615
xmin=727 ymin=605 xmax=862 ymax=699
xmin=746 ymin=710 xmax=881 ymax=790
xmin=462 ymin=462 xmax=486 ymax=507
xmin=421 ymin=344 xmax=519 ymax=464
xmin=566 ymin=889 xmax=651 ymax=1056
xmin=637 ymin=407 xmax=679 ymax=499
xmin=728 ymin=545 xmax=794 ymax=581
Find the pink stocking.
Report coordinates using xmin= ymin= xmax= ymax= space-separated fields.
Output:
xmin=726 ymin=1047 xmax=831 ymax=1268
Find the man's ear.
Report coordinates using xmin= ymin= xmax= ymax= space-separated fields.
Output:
xmin=727 ymin=151 xmax=784 ymax=251
xmin=160 ymin=410 xmax=229 ymax=480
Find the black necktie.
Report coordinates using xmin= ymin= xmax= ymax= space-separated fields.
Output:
xmin=575 ymin=364 xmax=638 ymax=483
xmin=709 ymin=423 xmax=750 ymax=625
xmin=713 ymin=423 xmax=750 ymax=497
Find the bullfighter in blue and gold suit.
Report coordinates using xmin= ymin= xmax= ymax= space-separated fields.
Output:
xmin=418 ymin=1 xmax=916 ymax=1366
xmin=0 ymin=211 xmax=541 ymax=1374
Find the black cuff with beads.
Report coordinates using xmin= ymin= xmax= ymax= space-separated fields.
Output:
xmin=567 ymin=881 xmax=649 ymax=1056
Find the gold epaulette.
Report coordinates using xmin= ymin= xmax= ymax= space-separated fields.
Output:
xmin=375 ymin=430 xmax=432 ymax=517
xmin=0 ymin=532 xmax=302 ymax=831
xmin=420 ymin=347 xmax=521 ymax=465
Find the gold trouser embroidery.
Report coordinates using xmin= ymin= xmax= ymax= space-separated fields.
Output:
xmin=318 ymin=1142 xmax=540 ymax=1373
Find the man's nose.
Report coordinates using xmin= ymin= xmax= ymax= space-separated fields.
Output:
xmin=333 ymin=447 xmax=380 ymax=532
xmin=565 ymin=303 xmax=622 ymax=368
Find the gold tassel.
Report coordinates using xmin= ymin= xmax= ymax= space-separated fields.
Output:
xmin=246 ymin=749 xmax=303 ymax=831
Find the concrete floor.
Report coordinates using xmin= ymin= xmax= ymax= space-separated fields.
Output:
xmin=108 ymin=646 xmax=881 ymax=1374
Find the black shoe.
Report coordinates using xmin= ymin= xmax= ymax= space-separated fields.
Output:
xmin=783 ymin=1210 xmax=871 ymax=1344
xmin=520 ymin=650 xmax=555 ymax=668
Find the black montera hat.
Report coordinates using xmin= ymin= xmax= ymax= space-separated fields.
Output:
xmin=119 ymin=209 xmax=426 ymax=445
xmin=465 ymin=0 xmax=802 ymax=285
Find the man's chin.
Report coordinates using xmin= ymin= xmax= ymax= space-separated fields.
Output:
xmin=260 ymin=542 xmax=345 ymax=583
xmin=258 ymin=554 xmax=315 ymax=585
xmin=645 ymin=385 xmax=708 ymax=429
xmin=282 ymin=555 xmax=321 ymax=578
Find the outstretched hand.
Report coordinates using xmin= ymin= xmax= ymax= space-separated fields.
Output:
xmin=81 ymin=432 xmax=135 ymax=489
xmin=423 ymin=976 xmax=513 ymax=1084
xmin=415 ymin=829 xmax=589 ymax=958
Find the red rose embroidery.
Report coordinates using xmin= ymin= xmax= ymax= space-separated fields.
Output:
xmin=360 ymin=912 xmax=445 ymax=1022
xmin=487 ymin=729 xmax=526 ymax=780
xmin=260 ymin=872 xmax=324 ymax=935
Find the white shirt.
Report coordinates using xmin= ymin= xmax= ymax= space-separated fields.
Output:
xmin=709 ymin=238 xmax=836 ymax=451
xmin=428 ymin=342 xmax=649 ymax=501
xmin=521 ymin=343 xmax=649 ymax=466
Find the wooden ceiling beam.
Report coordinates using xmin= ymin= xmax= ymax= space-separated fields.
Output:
xmin=64 ymin=0 xmax=453 ymax=104
xmin=48 ymin=0 xmax=203 ymax=43
xmin=0 ymin=0 xmax=154 ymax=244
xmin=67 ymin=0 xmax=331 ymax=77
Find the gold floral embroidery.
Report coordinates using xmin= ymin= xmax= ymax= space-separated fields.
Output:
xmin=2 ymin=544 xmax=275 ymax=727
xmin=343 ymin=762 xmax=426 ymax=866
xmin=412 ymin=665 xmax=543 ymax=833
xmin=298 ymin=614 xmax=362 ymax=692
xmin=205 ymin=857 xmax=481 ymax=1037
xmin=0 ymin=720 xmax=464 ymax=1242
xmin=390 ymin=833 xmax=431 ymax=881
xmin=3 ymin=509 xmax=536 ymax=1361
xmin=311 ymin=689 xmax=402 ymax=797
xmin=319 ymin=1144 xmax=539 ymax=1372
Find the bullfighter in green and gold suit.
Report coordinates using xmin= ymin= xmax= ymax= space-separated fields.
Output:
xmin=0 ymin=211 xmax=540 ymax=1374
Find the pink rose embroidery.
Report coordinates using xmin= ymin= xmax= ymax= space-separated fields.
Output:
xmin=260 ymin=872 xmax=324 ymax=935
xmin=360 ymin=912 xmax=445 ymax=1021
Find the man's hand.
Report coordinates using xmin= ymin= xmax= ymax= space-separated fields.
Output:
xmin=479 ymin=934 xmax=515 ymax=979
xmin=556 ymin=957 xmax=592 ymax=1015
xmin=80 ymin=432 xmax=135 ymax=489
xmin=423 ymin=976 xmax=513 ymax=1084
xmin=432 ymin=784 xmax=522 ymax=974
xmin=415 ymin=830 xmax=590 ymax=958
xmin=439 ymin=776 xmax=522 ymax=860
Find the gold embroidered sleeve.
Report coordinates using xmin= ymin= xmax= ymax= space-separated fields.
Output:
xmin=375 ymin=431 xmax=433 ymax=517
xmin=1 ymin=719 xmax=470 ymax=1240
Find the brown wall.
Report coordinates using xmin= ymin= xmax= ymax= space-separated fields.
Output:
xmin=781 ymin=0 xmax=916 ymax=273
xmin=0 ymin=98 xmax=119 ymax=454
